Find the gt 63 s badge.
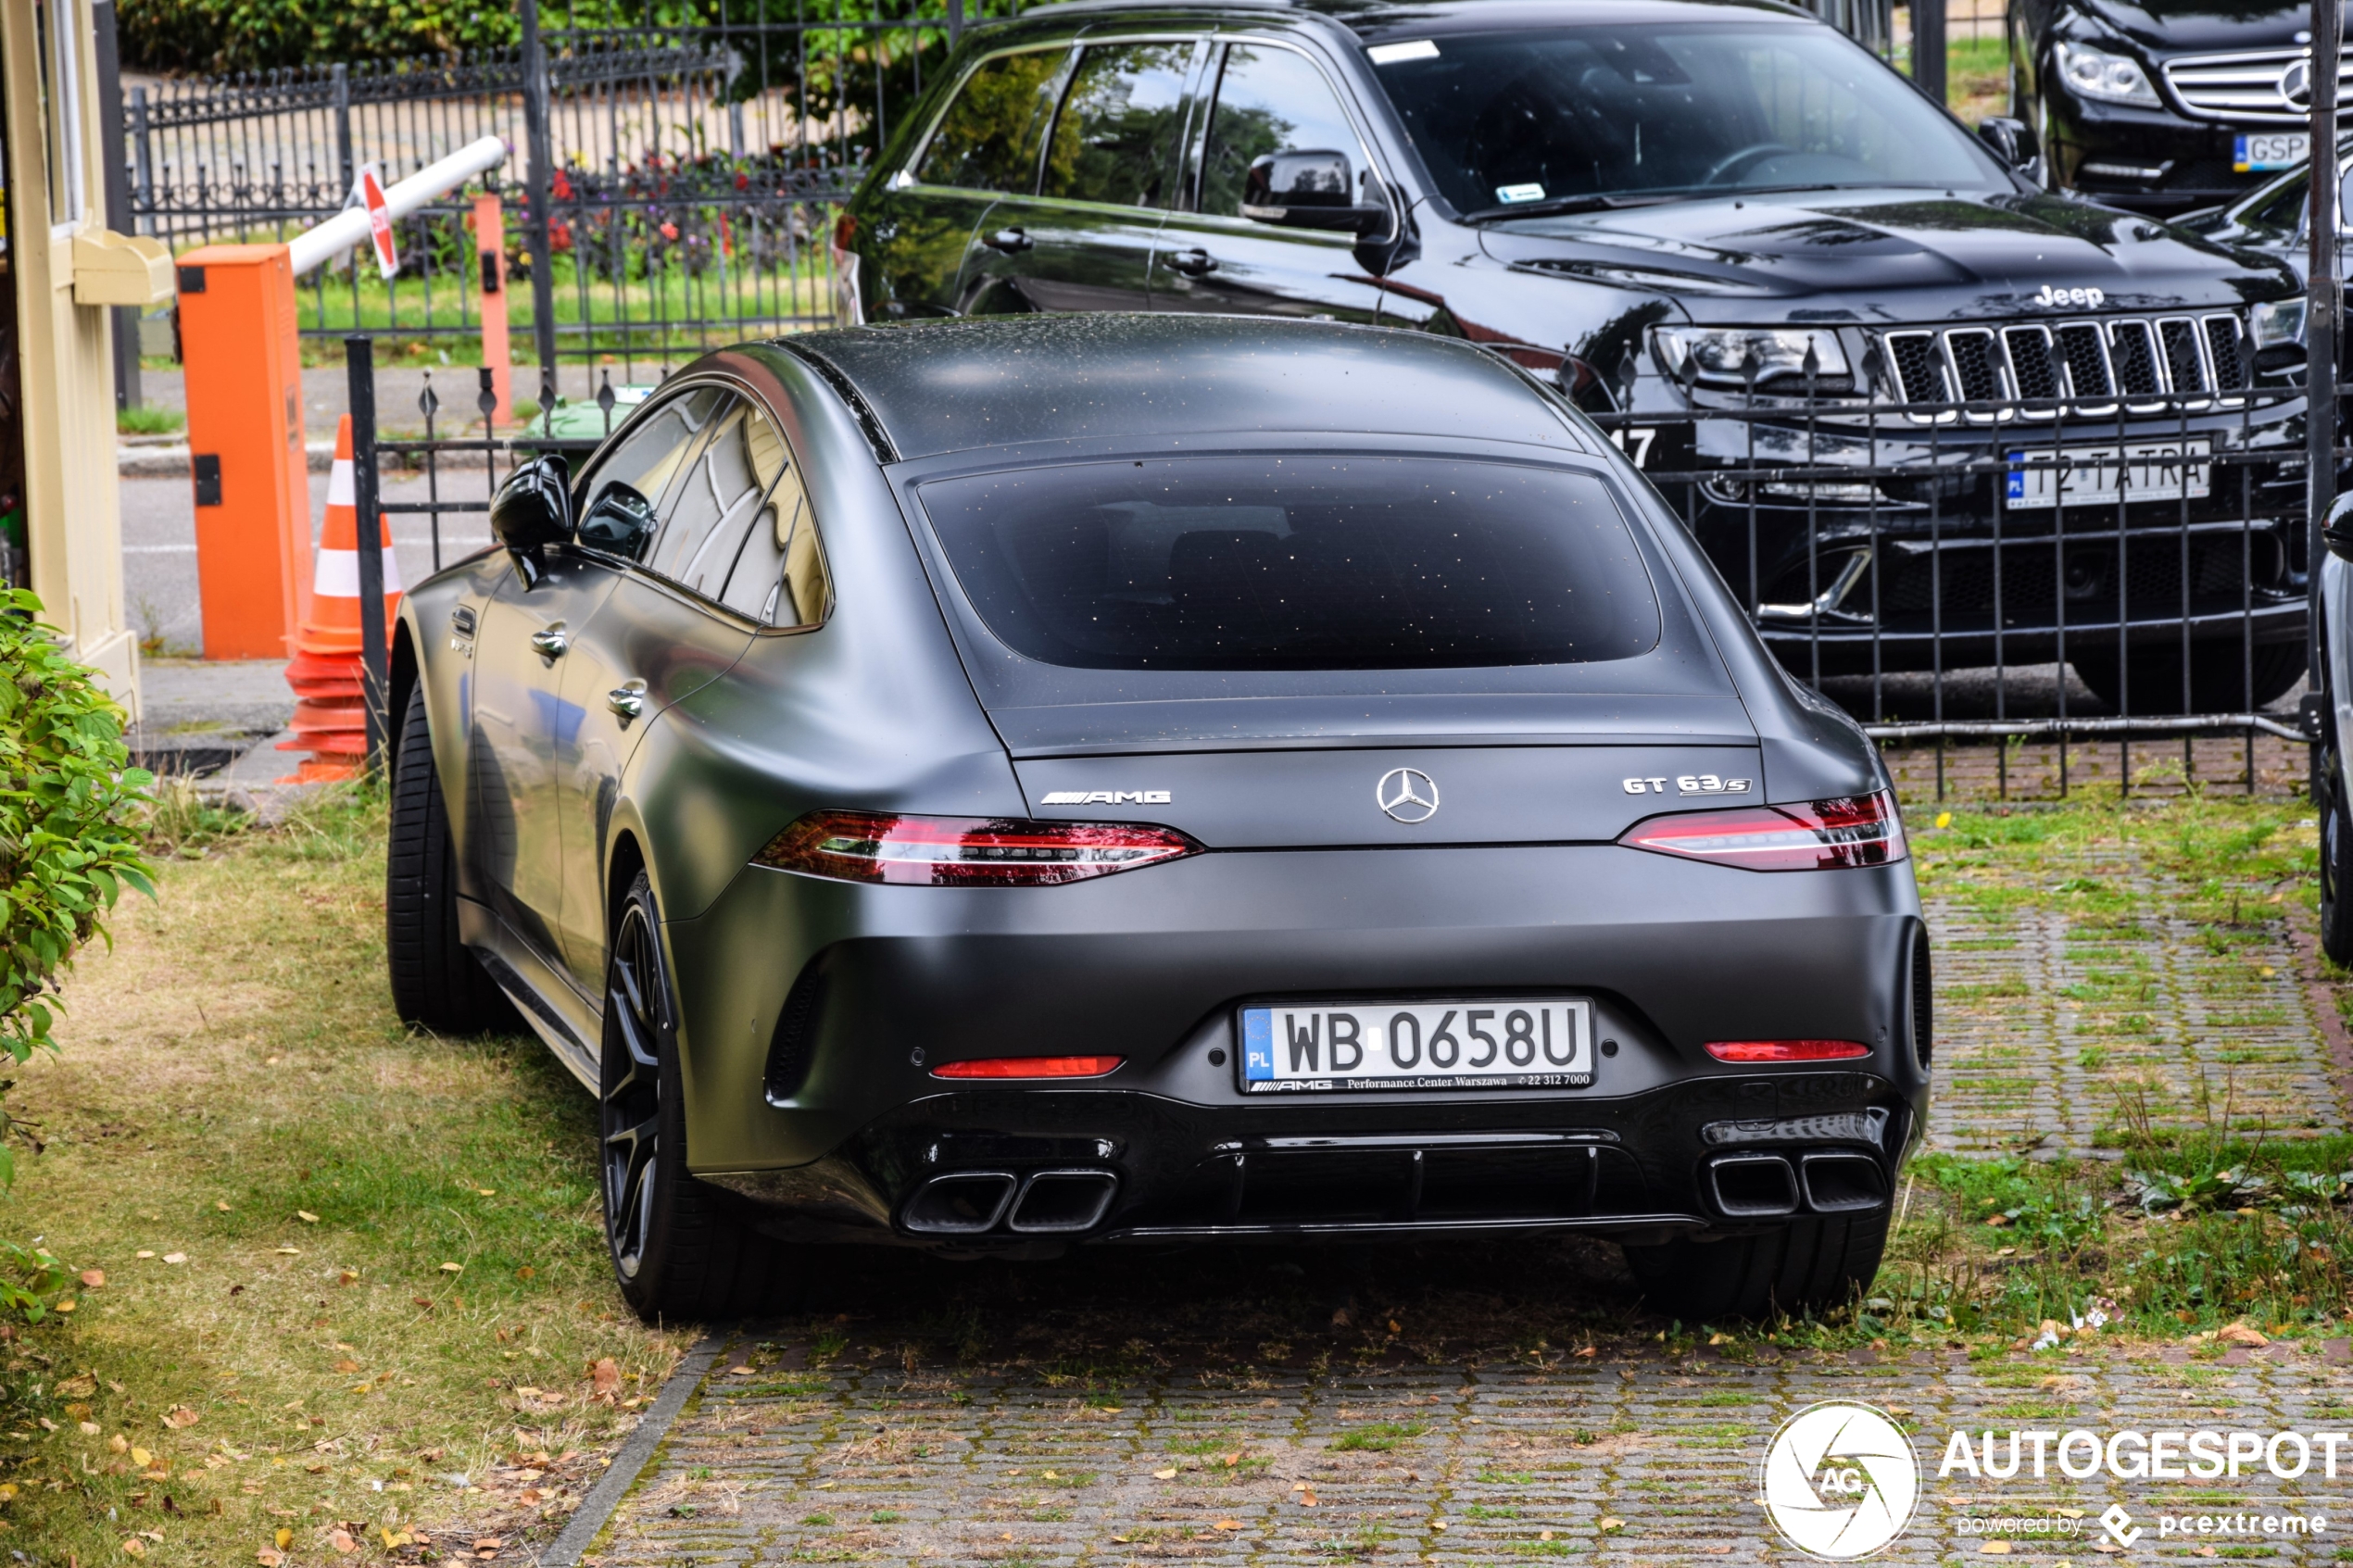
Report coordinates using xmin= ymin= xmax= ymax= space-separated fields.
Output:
xmin=1760 ymin=1401 xmax=1920 ymax=1559
xmin=1623 ymin=775 xmax=1755 ymax=796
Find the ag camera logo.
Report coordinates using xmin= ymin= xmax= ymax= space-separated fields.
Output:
xmin=1761 ymin=1400 xmax=1921 ymax=1559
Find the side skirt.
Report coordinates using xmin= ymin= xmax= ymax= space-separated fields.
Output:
xmin=460 ymin=898 xmax=602 ymax=1091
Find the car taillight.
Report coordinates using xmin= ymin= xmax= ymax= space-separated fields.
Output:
xmin=1706 ymin=1039 xmax=1872 ymax=1062
xmin=754 ymin=810 xmax=1199 ymax=886
xmin=1617 ymin=788 xmax=1906 ymax=872
xmin=932 ymin=1056 xmax=1124 ymax=1079
xmin=833 ymin=212 xmax=857 ymax=253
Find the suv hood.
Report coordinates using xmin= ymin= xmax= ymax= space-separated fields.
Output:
xmin=2070 ymin=0 xmax=2307 ymax=56
xmin=1474 ymin=188 xmax=2296 ymax=321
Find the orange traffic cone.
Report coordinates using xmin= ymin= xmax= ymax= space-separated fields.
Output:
xmin=277 ymin=416 xmax=402 ymax=783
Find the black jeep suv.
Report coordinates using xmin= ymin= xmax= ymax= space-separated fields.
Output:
xmin=839 ymin=0 xmax=2314 ymax=712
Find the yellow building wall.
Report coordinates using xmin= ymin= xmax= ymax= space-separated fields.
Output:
xmin=3 ymin=0 xmax=137 ymax=721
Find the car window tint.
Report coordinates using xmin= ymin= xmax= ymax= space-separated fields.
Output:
xmin=575 ymin=385 xmax=732 ymax=540
xmin=1038 ymin=43 xmax=1193 ymax=207
xmin=919 ymin=457 xmax=1660 ymax=671
xmin=642 ymin=395 xmax=790 ymax=599
xmin=721 ymin=458 xmax=832 ymax=628
xmin=1368 ymin=25 xmax=2000 ymax=214
xmin=1199 ymin=45 xmax=1363 ymax=218
xmin=915 ymin=47 xmax=1067 ymax=191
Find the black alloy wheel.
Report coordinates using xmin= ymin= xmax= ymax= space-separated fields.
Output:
xmin=385 ymin=683 xmax=521 ymax=1035
xmin=2070 ymin=641 xmax=2304 ymax=716
xmin=598 ymin=871 xmax=790 ymax=1320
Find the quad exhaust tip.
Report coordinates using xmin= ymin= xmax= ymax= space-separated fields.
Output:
xmin=901 ymin=1169 xmax=1120 ymax=1236
xmin=1706 ymin=1149 xmax=1889 ymax=1218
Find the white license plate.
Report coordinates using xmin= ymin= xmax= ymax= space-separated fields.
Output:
xmin=2004 ymin=439 xmax=2211 ymax=511
xmin=2235 ymin=132 xmax=2308 ymax=172
xmin=1240 ymin=999 xmax=1593 ymax=1093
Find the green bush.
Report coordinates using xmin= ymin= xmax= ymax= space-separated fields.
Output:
xmin=0 ymin=590 xmax=153 ymax=1323
xmin=118 ymin=0 xmax=690 ymax=73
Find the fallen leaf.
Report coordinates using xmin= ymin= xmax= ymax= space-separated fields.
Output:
xmin=57 ymin=1374 xmax=96 ymax=1399
xmin=591 ymin=1359 xmax=620 ymax=1396
xmin=120 ymin=1539 xmax=146 ymax=1559
xmin=1982 ymin=1543 xmax=2014 ymax=1555
xmin=472 ymin=1539 xmax=502 ymax=1551
xmin=78 ymin=1271 xmax=104 ymax=1288
xmin=438 ymin=1262 xmax=463 ymax=1274
xmin=296 ymin=1213 xmax=320 ymax=1224
xmin=2218 ymin=1323 xmax=2270 ymax=1348
xmin=216 ymin=1201 xmax=231 ymax=1212
xmin=274 ymin=1529 xmax=293 ymax=1549
xmin=256 ymin=1551 xmax=283 ymax=1567
xmin=1573 ymin=1346 xmax=1596 ymax=1359
xmin=164 ymin=1408 xmax=200 ymax=1428
xmin=1214 ymin=1520 xmax=1242 ymax=1532
xmin=333 ymin=1361 xmax=360 ymax=1374
xmin=1601 ymin=1518 xmax=1626 ymax=1531
xmin=1541 ymin=1531 xmax=1554 ymax=1542
xmin=1301 ymin=1488 xmax=1318 ymax=1507
xmin=136 ymin=1251 xmax=155 ymax=1260
xmin=78 ymin=1423 xmax=100 ymax=1436
xmin=329 ymin=1527 xmax=358 ymax=1553
xmin=336 ymin=1271 xmax=358 ymax=1286
xmin=131 ymin=1448 xmax=153 ymax=1468
xmin=1151 ymin=1467 xmax=1176 ymax=1480
xmin=514 ymin=1386 xmax=543 ymax=1399
xmin=1222 ymin=1452 xmax=1239 ymax=1467
xmin=726 ymin=1365 xmax=753 ymax=1377
xmin=275 ymin=1248 xmax=299 ymax=1256
xmin=162 ymin=1254 xmax=187 ymax=1265
xmin=109 ymin=1435 xmax=129 ymax=1454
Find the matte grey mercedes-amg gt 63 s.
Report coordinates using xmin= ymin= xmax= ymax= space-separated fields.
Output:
xmin=383 ymin=314 xmax=1929 ymax=1323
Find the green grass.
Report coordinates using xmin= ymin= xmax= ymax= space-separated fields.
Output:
xmin=115 ymin=406 xmax=184 ymax=437
xmin=0 ymin=788 xmax=687 ymax=1562
xmin=1330 ymin=1421 xmax=1428 ymax=1452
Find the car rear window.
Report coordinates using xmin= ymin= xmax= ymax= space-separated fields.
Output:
xmin=917 ymin=457 xmax=1660 ymax=671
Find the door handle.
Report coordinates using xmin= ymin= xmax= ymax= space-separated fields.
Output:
xmin=985 ymin=227 xmax=1033 ymax=254
xmin=529 ymin=627 xmax=569 ymax=659
xmin=1167 ymin=248 xmax=1218 ymax=277
xmin=607 ymin=683 xmax=647 ymax=723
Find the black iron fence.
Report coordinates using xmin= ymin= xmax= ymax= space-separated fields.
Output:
xmin=126 ymin=0 xmax=1019 ymax=406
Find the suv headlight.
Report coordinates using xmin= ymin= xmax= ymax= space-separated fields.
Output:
xmin=1654 ymin=327 xmax=1852 ymax=392
xmin=2251 ymin=296 xmax=2307 ymax=349
xmin=2056 ymin=40 xmax=2160 ymax=107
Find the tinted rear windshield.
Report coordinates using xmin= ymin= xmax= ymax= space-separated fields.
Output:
xmin=917 ymin=457 xmax=1660 ymax=671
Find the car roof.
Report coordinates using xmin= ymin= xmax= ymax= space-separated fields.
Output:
xmin=995 ymin=0 xmax=1810 ymax=43
xmin=774 ymin=315 xmax=1587 ymax=462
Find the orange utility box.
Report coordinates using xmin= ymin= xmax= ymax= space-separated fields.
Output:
xmin=175 ymin=244 xmax=311 ymax=660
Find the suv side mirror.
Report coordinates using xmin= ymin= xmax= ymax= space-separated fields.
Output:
xmin=2326 ymin=491 xmax=2353 ymax=561
xmin=1242 ymin=150 xmax=1390 ymax=235
xmin=491 ymin=455 xmax=573 ymax=579
xmin=1976 ymin=116 xmax=2039 ymax=174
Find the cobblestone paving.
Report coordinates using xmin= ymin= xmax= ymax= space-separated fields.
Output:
xmin=592 ymin=1323 xmax=2353 ymax=1566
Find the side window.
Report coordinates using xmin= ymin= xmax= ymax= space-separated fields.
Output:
xmin=1199 ymin=45 xmax=1365 ymax=218
xmin=573 ymin=385 xmax=732 ymax=558
xmin=720 ymin=458 xmax=831 ymax=629
xmin=1038 ymin=43 xmax=1195 ymax=207
xmin=642 ymin=395 xmax=794 ymax=601
xmin=915 ymin=47 xmax=1068 ymax=192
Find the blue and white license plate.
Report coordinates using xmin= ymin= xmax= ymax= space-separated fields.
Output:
xmin=1240 ymin=999 xmax=1594 ymax=1093
xmin=2005 ymin=438 xmax=2210 ymax=510
xmin=2235 ymin=132 xmax=2309 ymax=172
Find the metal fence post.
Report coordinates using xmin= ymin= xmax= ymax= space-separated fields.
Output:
xmin=2310 ymin=0 xmax=2341 ymax=696
xmin=346 ymin=336 xmax=391 ymax=772
xmin=1912 ymin=0 xmax=1946 ymax=107
xmin=950 ymin=0 xmax=964 ymax=48
xmin=333 ymin=63 xmax=354 ymax=198
xmin=522 ymin=0 xmax=561 ymax=413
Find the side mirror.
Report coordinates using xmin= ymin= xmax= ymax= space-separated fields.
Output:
xmin=1242 ymin=150 xmax=1390 ymax=235
xmin=578 ymin=481 xmax=658 ymax=559
xmin=1976 ymin=116 xmax=2039 ymax=174
xmin=491 ymin=455 xmax=573 ymax=576
xmin=2326 ymin=491 xmax=2353 ymax=561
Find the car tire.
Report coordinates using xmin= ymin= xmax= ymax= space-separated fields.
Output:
xmin=2323 ymin=753 xmax=2353 ymax=967
xmin=387 ymin=684 xmax=522 ymax=1035
xmin=2070 ymin=641 xmax=2304 ymax=715
xmin=601 ymin=871 xmax=791 ymax=1322
xmin=1619 ymin=1210 xmax=1889 ymax=1323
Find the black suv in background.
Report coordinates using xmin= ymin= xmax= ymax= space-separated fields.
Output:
xmin=840 ymin=0 xmax=2313 ymax=711
xmin=2012 ymin=0 xmax=2347 ymax=216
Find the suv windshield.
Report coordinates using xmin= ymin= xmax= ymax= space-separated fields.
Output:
xmin=918 ymin=456 xmax=1661 ymax=671
xmin=1370 ymin=23 xmax=2007 ymax=217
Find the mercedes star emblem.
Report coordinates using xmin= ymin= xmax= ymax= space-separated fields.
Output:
xmin=2282 ymin=56 xmax=2313 ymax=109
xmin=1377 ymin=767 xmax=1441 ymax=824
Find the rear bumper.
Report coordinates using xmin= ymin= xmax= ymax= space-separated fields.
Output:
xmin=662 ymin=845 xmax=1929 ymax=1249
xmin=701 ymin=1072 xmax=1918 ymax=1250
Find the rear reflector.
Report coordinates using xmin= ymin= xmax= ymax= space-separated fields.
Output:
xmin=932 ymin=1056 xmax=1125 ymax=1079
xmin=755 ymin=810 xmax=1198 ymax=886
xmin=1618 ymin=788 xmax=1906 ymax=872
xmin=1706 ymin=1039 xmax=1871 ymax=1063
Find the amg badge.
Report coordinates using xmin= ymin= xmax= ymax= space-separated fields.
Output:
xmin=1040 ymin=790 xmax=1171 ymax=805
